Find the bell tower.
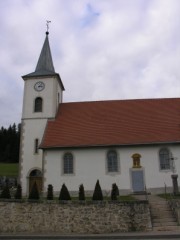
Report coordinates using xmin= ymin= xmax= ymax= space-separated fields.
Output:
xmin=19 ymin=31 xmax=64 ymax=195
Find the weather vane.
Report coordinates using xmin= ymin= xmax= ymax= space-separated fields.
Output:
xmin=46 ymin=20 xmax=51 ymax=33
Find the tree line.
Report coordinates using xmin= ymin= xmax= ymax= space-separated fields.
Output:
xmin=0 ymin=123 xmax=20 ymax=163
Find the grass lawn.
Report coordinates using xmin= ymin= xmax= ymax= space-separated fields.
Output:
xmin=158 ymin=193 xmax=180 ymax=200
xmin=119 ymin=195 xmax=135 ymax=201
xmin=0 ymin=163 xmax=19 ymax=177
xmin=70 ymin=195 xmax=136 ymax=201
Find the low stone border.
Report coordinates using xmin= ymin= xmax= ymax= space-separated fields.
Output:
xmin=0 ymin=200 xmax=151 ymax=234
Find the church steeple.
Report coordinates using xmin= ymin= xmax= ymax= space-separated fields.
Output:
xmin=35 ymin=32 xmax=55 ymax=74
xmin=22 ymin=32 xmax=65 ymax=90
xmin=20 ymin=29 xmax=64 ymax=196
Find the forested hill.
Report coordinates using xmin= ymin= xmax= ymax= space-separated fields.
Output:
xmin=0 ymin=124 xmax=20 ymax=163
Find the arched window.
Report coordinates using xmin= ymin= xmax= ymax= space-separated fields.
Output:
xmin=107 ymin=150 xmax=118 ymax=172
xmin=34 ymin=97 xmax=42 ymax=112
xmin=159 ymin=148 xmax=170 ymax=170
xmin=29 ymin=169 xmax=42 ymax=177
xmin=63 ymin=153 xmax=73 ymax=174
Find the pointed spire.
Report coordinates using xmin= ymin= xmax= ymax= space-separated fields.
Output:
xmin=35 ymin=32 xmax=55 ymax=73
xmin=23 ymin=32 xmax=57 ymax=77
xmin=22 ymin=31 xmax=65 ymax=91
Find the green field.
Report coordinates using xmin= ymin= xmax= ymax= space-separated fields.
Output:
xmin=0 ymin=163 xmax=19 ymax=177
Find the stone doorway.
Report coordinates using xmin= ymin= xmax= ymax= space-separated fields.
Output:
xmin=29 ymin=169 xmax=42 ymax=194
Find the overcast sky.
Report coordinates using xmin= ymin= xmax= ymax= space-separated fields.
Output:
xmin=0 ymin=0 xmax=180 ymax=128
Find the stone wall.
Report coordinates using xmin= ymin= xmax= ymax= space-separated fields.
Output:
xmin=0 ymin=201 xmax=152 ymax=234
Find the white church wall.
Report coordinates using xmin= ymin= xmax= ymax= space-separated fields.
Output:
xmin=44 ymin=148 xmax=126 ymax=194
xmin=44 ymin=144 xmax=180 ymax=195
xmin=123 ymin=145 xmax=180 ymax=192
xmin=20 ymin=119 xmax=47 ymax=194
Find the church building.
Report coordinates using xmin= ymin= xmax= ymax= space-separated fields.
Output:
xmin=19 ymin=32 xmax=180 ymax=196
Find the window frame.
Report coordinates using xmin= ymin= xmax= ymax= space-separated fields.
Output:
xmin=106 ymin=150 xmax=119 ymax=173
xmin=159 ymin=148 xmax=171 ymax=171
xmin=34 ymin=138 xmax=39 ymax=154
xmin=34 ymin=97 xmax=43 ymax=112
xmin=63 ymin=152 xmax=74 ymax=175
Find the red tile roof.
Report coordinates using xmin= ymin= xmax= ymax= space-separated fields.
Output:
xmin=40 ymin=98 xmax=180 ymax=149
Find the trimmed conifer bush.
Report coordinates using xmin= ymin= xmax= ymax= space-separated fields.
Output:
xmin=28 ymin=182 xmax=39 ymax=200
xmin=92 ymin=180 xmax=103 ymax=201
xmin=111 ymin=183 xmax=119 ymax=200
xmin=0 ymin=184 xmax=11 ymax=199
xmin=47 ymin=184 xmax=53 ymax=200
xmin=59 ymin=183 xmax=71 ymax=201
xmin=14 ymin=184 xmax=22 ymax=199
xmin=79 ymin=184 xmax=85 ymax=200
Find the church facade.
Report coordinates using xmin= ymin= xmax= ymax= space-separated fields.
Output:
xmin=19 ymin=32 xmax=180 ymax=196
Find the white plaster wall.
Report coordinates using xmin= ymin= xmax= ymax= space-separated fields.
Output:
xmin=20 ymin=119 xmax=47 ymax=195
xmin=20 ymin=75 xmax=62 ymax=195
xmin=143 ymin=145 xmax=180 ymax=189
xmin=44 ymin=145 xmax=180 ymax=194
xmin=22 ymin=76 xmax=62 ymax=119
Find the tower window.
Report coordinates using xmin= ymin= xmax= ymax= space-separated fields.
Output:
xmin=34 ymin=97 xmax=43 ymax=112
xmin=34 ymin=139 xmax=39 ymax=154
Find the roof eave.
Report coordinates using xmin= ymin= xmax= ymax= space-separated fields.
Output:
xmin=22 ymin=73 xmax=65 ymax=91
xmin=39 ymin=140 xmax=180 ymax=150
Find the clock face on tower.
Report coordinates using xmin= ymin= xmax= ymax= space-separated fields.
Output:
xmin=34 ymin=81 xmax=45 ymax=91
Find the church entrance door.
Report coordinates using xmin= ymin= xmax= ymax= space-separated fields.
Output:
xmin=131 ymin=169 xmax=145 ymax=192
xmin=29 ymin=169 xmax=42 ymax=194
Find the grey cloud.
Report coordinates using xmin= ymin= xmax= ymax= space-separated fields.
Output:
xmin=0 ymin=0 xmax=180 ymax=127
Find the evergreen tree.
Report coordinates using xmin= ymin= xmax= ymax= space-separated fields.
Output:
xmin=111 ymin=183 xmax=119 ymax=200
xmin=0 ymin=184 xmax=11 ymax=199
xmin=92 ymin=180 xmax=103 ymax=201
xmin=47 ymin=184 xmax=53 ymax=200
xmin=0 ymin=123 xmax=20 ymax=163
xmin=14 ymin=184 xmax=22 ymax=199
xmin=28 ymin=182 xmax=39 ymax=200
xmin=79 ymin=184 xmax=85 ymax=200
xmin=59 ymin=183 xmax=71 ymax=201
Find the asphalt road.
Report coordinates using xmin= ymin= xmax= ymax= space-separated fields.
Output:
xmin=1 ymin=235 xmax=180 ymax=240
xmin=0 ymin=238 xmax=179 ymax=240
xmin=0 ymin=237 xmax=180 ymax=240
